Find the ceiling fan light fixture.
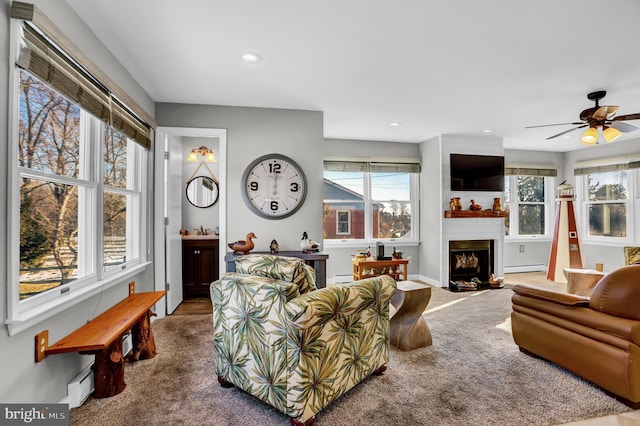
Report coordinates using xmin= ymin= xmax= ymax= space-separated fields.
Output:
xmin=581 ymin=127 xmax=598 ymax=145
xmin=603 ymin=126 xmax=621 ymax=143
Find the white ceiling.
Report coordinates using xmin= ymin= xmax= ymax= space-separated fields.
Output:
xmin=64 ymin=0 xmax=640 ymax=152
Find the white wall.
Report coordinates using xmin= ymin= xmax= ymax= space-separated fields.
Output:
xmin=503 ymin=149 xmax=564 ymax=271
xmin=322 ymin=138 xmax=422 ymax=279
xmin=563 ymin=137 xmax=640 ymax=272
xmin=0 ymin=0 xmax=156 ymax=404
xmin=181 ymin=136 xmax=221 ymax=232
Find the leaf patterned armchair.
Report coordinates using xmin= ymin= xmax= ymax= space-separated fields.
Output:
xmin=210 ymin=254 xmax=397 ymax=425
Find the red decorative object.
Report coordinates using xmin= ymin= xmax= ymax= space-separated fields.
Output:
xmin=469 ymin=199 xmax=482 ymax=210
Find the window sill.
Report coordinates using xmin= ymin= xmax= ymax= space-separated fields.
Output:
xmin=323 ymin=240 xmax=419 ymax=250
xmin=5 ymin=262 xmax=151 ymax=337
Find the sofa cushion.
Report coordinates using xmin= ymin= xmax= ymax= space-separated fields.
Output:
xmin=234 ymin=254 xmax=317 ymax=293
xmin=589 ymin=264 xmax=640 ymax=321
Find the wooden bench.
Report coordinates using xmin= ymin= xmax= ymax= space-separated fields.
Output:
xmin=36 ymin=289 xmax=166 ymax=398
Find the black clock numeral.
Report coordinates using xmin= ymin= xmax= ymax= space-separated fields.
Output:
xmin=249 ymin=181 xmax=259 ymax=191
xmin=290 ymin=182 xmax=299 ymax=192
xmin=269 ymin=163 xmax=282 ymax=174
xmin=270 ymin=201 xmax=279 ymax=211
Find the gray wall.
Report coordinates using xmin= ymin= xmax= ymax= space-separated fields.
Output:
xmin=0 ymin=0 xmax=155 ymax=403
xmin=155 ymin=104 xmax=325 ymax=254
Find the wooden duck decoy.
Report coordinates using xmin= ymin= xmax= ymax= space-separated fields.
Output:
xmin=228 ymin=232 xmax=257 ymax=255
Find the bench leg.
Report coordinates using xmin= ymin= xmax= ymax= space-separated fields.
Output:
xmin=91 ymin=338 xmax=126 ymax=398
xmin=129 ymin=310 xmax=157 ymax=361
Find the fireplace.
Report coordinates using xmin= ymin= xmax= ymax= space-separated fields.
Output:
xmin=448 ymin=240 xmax=494 ymax=290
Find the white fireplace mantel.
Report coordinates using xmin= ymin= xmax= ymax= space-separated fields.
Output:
xmin=441 ymin=217 xmax=505 ymax=286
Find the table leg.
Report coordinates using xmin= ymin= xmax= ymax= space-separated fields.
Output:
xmin=91 ymin=338 xmax=126 ymax=398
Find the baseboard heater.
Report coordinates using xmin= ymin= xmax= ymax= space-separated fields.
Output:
xmin=67 ymin=333 xmax=133 ymax=408
xmin=333 ymin=274 xmax=352 ymax=284
xmin=504 ymin=264 xmax=547 ymax=273
xmin=67 ymin=365 xmax=93 ymax=408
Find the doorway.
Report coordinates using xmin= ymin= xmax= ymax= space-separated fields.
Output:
xmin=154 ymin=127 xmax=227 ymax=316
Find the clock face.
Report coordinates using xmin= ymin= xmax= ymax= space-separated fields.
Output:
xmin=241 ymin=154 xmax=307 ymax=219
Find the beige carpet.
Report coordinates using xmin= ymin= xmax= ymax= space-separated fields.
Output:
xmin=69 ymin=277 xmax=632 ymax=426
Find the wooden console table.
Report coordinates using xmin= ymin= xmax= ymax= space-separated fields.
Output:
xmin=352 ymin=258 xmax=409 ymax=281
xmin=225 ymin=251 xmax=329 ymax=288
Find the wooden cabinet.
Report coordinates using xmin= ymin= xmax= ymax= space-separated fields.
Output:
xmin=182 ymin=238 xmax=219 ymax=298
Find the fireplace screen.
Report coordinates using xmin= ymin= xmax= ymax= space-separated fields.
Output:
xmin=449 ymin=240 xmax=494 ymax=285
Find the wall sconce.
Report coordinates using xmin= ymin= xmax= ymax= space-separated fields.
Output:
xmin=187 ymin=146 xmax=216 ymax=162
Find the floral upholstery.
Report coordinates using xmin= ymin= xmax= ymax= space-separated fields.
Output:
xmin=211 ymin=255 xmax=396 ymax=424
xmin=234 ymin=254 xmax=317 ymax=294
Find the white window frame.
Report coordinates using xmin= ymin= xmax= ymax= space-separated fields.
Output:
xmin=336 ymin=210 xmax=351 ymax=235
xmin=324 ymin=171 xmax=420 ymax=248
xmin=504 ymin=175 xmax=554 ymax=241
xmin=6 ymin=22 xmax=150 ymax=336
xmin=576 ymin=166 xmax=635 ymax=246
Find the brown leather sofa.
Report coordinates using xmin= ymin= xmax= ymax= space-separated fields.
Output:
xmin=511 ymin=264 xmax=640 ymax=408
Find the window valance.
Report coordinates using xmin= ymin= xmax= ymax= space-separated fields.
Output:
xmin=11 ymin=1 xmax=154 ymax=150
xmin=504 ymin=166 xmax=557 ymax=177
xmin=573 ymin=162 xmax=631 ymax=176
xmin=324 ymin=159 xmax=421 ymax=173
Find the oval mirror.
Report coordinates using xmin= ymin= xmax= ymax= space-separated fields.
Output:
xmin=186 ymin=176 xmax=219 ymax=208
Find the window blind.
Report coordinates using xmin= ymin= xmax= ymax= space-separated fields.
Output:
xmin=504 ymin=167 xmax=557 ymax=177
xmin=573 ymin=163 xmax=629 ymax=176
xmin=11 ymin=2 xmax=154 ymax=150
xmin=324 ymin=160 xmax=421 ymax=173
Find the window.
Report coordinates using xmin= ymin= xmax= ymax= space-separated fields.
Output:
xmin=323 ymin=160 xmax=420 ymax=245
xmin=504 ymin=168 xmax=556 ymax=238
xmin=8 ymin=14 xmax=153 ymax=333
xmin=577 ymin=167 xmax=631 ymax=241
xmin=336 ymin=210 xmax=351 ymax=235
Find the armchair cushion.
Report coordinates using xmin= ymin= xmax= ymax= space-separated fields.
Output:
xmin=234 ymin=254 xmax=317 ymax=294
xmin=589 ymin=264 xmax=640 ymax=320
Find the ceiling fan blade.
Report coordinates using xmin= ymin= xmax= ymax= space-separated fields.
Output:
xmin=612 ymin=113 xmax=640 ymax=121
xmin=546 ymin=125 xmax=587 ymax=140
xmin=610 ymin=121 xmax=639 ymax=133
xmin=525 ymin=122 xmax=584 ymax=129
xmin=593 ymin=105 xmax=618 ymax=120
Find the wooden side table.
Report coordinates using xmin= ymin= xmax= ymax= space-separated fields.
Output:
xmin=390 ymin=281 xmax=432 ymax=351
xmin=352 ymin=258 xmax=409 ymax=281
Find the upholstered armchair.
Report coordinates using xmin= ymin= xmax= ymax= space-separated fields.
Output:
xmin=210 ymin=254 xmax=397 ymax=425
xmin=511 ymin=264 xmax=640 ymax=408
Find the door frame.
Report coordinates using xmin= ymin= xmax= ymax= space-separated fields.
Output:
xmin=153 ymin=127 xmax=227 ymax=316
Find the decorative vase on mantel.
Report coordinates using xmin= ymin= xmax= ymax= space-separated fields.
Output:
xmin=449 ymin=197 xmax=462 ymax=211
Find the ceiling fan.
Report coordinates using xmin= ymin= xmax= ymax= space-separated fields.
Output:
xmin=526 ymin=90 xmax=640 ymax=145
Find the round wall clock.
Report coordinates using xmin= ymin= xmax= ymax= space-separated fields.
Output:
xmin=241 ymin=153 xmax=307 ymax=219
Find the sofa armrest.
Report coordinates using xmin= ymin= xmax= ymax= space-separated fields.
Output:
xmin=286 ymin=276 xmax=397 ymax=329
xmin=512 ymin=284 xmax=590 ymax=307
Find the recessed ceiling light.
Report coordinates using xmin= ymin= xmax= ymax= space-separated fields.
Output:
xmin=482 ymin=129 xmax=493 ymax=133
xmin=389 ymin=122 xmax=401 ymax=127
xmin=241 ymin=52 xmax=262 ymax=63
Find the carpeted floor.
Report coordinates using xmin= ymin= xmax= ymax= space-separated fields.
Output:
xmin=69 ymin=274 xmax=632 ymax=425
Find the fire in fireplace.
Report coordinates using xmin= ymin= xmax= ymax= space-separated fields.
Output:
xmin=448 ymin=240 xmax=494 ymax=290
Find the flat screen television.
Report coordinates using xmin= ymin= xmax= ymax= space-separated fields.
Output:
xmin=450 ymin=154 xmax=504 ymax=191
